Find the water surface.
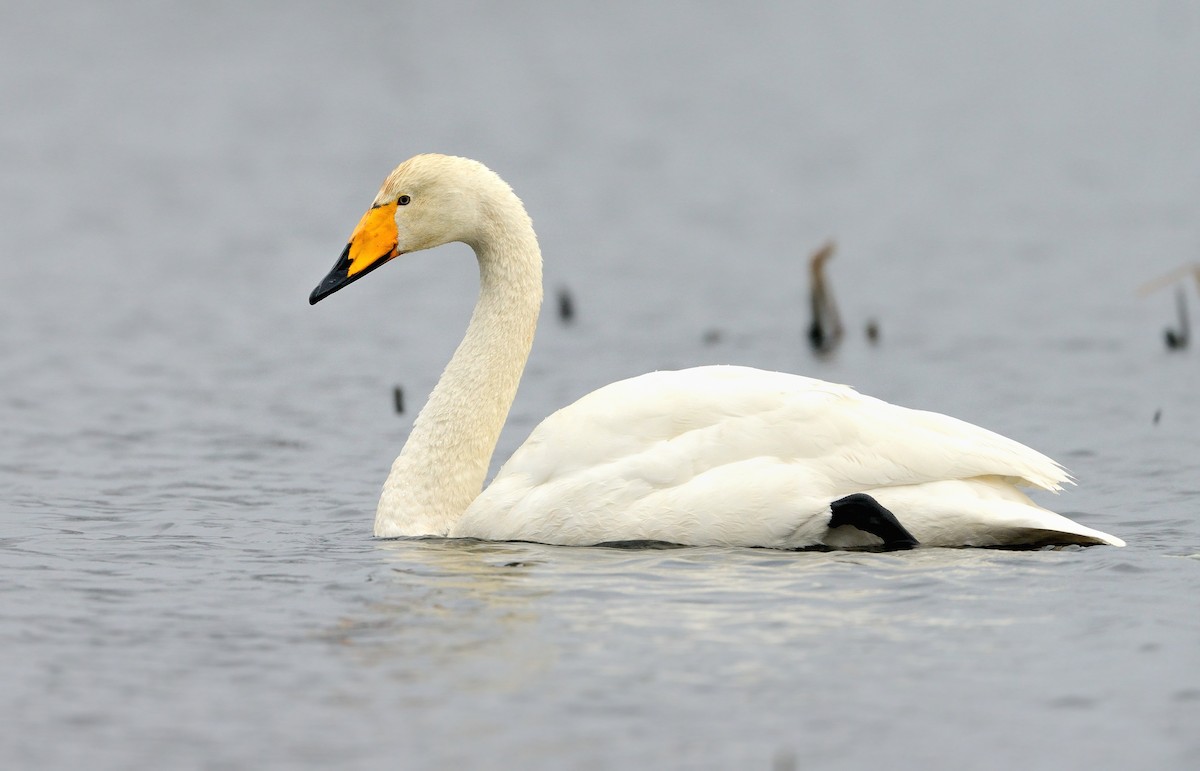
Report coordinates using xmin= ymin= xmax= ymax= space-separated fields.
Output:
xmin=2 ymin=2 xmax=1199 ymax=769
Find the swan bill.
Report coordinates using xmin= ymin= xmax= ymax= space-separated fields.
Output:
xmin=309 ymin=202 xmax=400 ymax=304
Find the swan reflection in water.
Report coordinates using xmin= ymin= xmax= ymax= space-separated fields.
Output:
xmin=323 ymin=537 xmax=1075 ymax=695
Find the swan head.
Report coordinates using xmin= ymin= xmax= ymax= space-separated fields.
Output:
xmin=310 ymin=154 xmax=514 ymax=304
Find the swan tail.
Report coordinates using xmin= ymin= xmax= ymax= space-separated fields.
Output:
xmin=864 ymin=478 xmax=1124 ymax=547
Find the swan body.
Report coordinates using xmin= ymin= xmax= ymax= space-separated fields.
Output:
xmin=310 ymin=153 xmax=1124 ymax=550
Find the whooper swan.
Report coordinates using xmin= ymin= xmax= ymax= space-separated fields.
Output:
xmin=310 ymin=154 xmax=1124 ymax=550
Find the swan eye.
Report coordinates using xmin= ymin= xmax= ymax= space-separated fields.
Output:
xmin=397 ymin=195 xmax=411 ymax=206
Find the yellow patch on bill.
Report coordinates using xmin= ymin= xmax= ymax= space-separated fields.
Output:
xmin=346 ymin=201 xmax=399 ymax=276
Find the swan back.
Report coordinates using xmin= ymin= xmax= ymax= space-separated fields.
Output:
xmin=455 ymin=366 xmax=1088 ymax=547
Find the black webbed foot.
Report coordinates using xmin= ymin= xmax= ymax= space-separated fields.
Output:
xmin=828 ymin=493 xmax=919 ymax=551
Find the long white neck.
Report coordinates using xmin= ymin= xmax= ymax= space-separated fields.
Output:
xmin=375 ymin=198 xmax=543 ymax=537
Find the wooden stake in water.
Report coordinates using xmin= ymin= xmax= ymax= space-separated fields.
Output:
xmin=807 ymin=240 xmax=843 ymax=355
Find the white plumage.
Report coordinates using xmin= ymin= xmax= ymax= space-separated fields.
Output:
xmin=310 ymin=154 xmax=1123 ymax=550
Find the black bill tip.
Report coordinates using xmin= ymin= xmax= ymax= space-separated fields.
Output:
xmin=309 ymin=243 xmax=353 ymax=305
xmin=309 ymin=243 xmax=396 ymax=305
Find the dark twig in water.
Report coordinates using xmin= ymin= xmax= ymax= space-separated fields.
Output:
xmin=1164 ymin=287 xmax=1189 ymax=350
xmin=807 ymin=240 xmax=843 ymax=355
xmin=1138 ymin=264 xmax=1197 ymax=351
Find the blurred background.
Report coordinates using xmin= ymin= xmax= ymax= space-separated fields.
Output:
xmin=2 ymin=2 xmax=1198 ymax=769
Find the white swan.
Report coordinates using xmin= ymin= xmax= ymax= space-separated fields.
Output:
xmin=310 ymin=154 xmax=1124 ymax=550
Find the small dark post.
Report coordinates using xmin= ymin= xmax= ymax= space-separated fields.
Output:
xmin=557 ymin=286 xmax=575 ymax=324
xmin=807 ymin=240 xmax=843 ymax=355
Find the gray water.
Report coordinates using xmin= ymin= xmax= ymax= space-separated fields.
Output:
xmin=3 ymin=2 xmax=1199 ymax=769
